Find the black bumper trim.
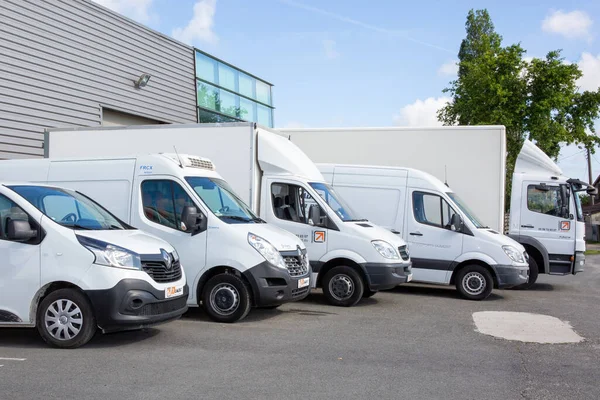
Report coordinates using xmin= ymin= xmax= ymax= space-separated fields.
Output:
xmin=494 ymin=265 xmax=529 ymax=288
xmin=361 ymin=262 xmax=412 ymax=291
xmin=243 ymin=261 xmax=311 ymax=307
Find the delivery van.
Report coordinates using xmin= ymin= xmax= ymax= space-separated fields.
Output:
xmin=317 ymin=164 xmax=529 ymax=300
xmin=0 ymin=154 xmax=311 ymax=322
xmin=0 ymin=183 xmax=188 ymax=348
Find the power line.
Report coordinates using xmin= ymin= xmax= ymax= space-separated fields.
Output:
xmin=558 ymin=149 xmax=586 ymax=162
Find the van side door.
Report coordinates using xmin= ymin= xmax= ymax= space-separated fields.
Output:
xmin=0 ymin=191 xmax=42 ymax=324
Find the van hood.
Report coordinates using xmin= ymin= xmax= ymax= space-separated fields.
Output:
xmin=75 ymin=229 xmax=175 ymax=255
xmin=476 ymin=228 xmax=526 ymax=252
xmin=242 ymin=223 xmax=306 ymax=252
xmin=345 ymin=220 xmax=408 ymax=248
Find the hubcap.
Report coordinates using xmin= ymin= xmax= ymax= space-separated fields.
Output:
xmin=210 ymin=284 xmax=240 ymax=316
xmin=462 ymin=272 xmax=486 ymax=296
xmin=44 ymin=299 xmax=83 ymax=341
xmin=329 ymin=274 xmax=354 ymax=301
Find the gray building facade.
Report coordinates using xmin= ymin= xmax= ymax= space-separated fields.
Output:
xmin=0 ymin=0 xmax=198 ymax=159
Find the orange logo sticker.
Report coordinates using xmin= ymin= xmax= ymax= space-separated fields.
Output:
xmin=560 ymin=221 xmax=570 ymax=231
xmin=313 ymin=231 xmax=326 ymax=243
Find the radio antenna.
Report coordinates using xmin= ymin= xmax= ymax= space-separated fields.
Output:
xmin=173 ymin=146 xmax=184 ymax=169
xmin=444 ymin=165 xmax=449 ymax=187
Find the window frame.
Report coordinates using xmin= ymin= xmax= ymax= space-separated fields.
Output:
xmin=0 ymin=193 xmax=43 ymax=245
xmin=412 ymin=191 xmax=455 ymax=230
xmin=141 ymin=179 xmax=201 ymax=232
xmin=270 ymin=182 xmax=321 ymax=226
xmin=526 ymin=184 xmax=567 ymax=218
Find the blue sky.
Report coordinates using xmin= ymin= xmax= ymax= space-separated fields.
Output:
xmin=95 ymin=0 xmax=600 ymax=182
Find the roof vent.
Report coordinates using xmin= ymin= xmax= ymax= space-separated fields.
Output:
xmin=162 ymin=154 xmax=215 ymax=170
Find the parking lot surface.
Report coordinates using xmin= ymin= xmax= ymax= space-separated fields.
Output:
xmin=1 ymin=258 xmax=599 ymax=400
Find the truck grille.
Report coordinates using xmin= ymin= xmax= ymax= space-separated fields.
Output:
xmin=138 ymin=296 xmax=187 ymax=316
xmin=284 ymin=255 xmax=309 ymax=277
xmin=398 ymin=245 xmax=410 ymax=261
xmin=142 ymin=260 xmax=183 ymax=283
xmin=291 ymin=287 xmax=310 ymax=298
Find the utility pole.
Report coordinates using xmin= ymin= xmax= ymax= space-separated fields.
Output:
xmin=587 ymin=147 xmax=595 ymax=205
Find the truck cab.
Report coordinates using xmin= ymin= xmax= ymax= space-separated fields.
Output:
xmin=509 ymin=140 xmax=595 ymax=287
xmin=317 ymin=164 xmax=530 ymax=300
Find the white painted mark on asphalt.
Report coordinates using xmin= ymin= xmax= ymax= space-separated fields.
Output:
xmin=473 ymin=311 xmax=584 ymax=344
xmin=0 ymin=357 xmax=26 ymax=361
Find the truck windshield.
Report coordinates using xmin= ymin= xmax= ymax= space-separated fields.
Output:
xmin=9 ymin=185 xmax=130 ymax=230
xmin=446 ymin=192 xmax=486 ymax=228
xmin=185 ymin=177 xmax=260 ymax=224
xmin=309 ymin=182 xmax=362 ymax=222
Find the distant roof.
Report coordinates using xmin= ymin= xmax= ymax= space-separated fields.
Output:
xmin=582 ymin=203 xmax=600 ymax=215
xmin=593 ymin=174 xmax=600 ymax=187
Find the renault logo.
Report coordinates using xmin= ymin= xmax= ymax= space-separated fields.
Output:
xmin=161 ymin=249 xmax=172 ymax=270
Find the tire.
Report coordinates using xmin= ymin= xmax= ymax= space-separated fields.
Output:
xmin=322 ymin=266 xmax=364 ymax=307
xmin=514 ymin=257 xmax=539 ymax=290
xmin=362 ymin=289 xmax=377 ymax=299
xmin=36 ymin=288 xmax=97 ymax=349
xmin=455 ymin=265 xmax=494 ymax=301
xmin=202 ymin=273 xmax=252 ymax=323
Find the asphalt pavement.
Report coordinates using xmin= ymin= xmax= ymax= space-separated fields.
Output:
xmin=1 ymin=257 xmax=599 ymax=400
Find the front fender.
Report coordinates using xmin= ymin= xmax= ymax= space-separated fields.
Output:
xmin=318 ymin=249 xmax=367 ymax=265
xmin=453 ymin=252 xmax=497 ymax=267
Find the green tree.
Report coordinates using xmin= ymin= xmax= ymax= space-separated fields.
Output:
xmin=438 ymin=9 xmax=600 ymax=204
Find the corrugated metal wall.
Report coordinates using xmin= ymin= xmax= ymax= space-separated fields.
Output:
xmin=0 ymin=0 xmax=197 ymax=159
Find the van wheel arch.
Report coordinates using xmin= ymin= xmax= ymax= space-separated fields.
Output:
xmin=196 ymin=266 xmax=254 ymax=306
xmin=30 ymin=281 xmax=85 ymax=324
xmin=450 ymin=260 xmax=498 ymax=288
xmin=316 ymin=258 xmax=368 ymax=289
xmin=522 ymin=244 xmax=545 ymax=274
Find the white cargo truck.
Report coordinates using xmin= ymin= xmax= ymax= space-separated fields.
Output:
xmin=43 ymin=123 xmax=413 ymax=307
xmin=283 ymin=126 xmax=594 ymax=288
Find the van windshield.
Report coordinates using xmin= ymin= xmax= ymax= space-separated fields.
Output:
xmin=9 ymin=185 xmax=130 ymax=230
xmin=446 ymin=192 xmax=486 ymax=228
xmin=309 ymin=182 xmax=363 ymax=222
xmin=185 ymin=177 xmax=260 ymax=224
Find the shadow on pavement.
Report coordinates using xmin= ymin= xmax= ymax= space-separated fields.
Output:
xmin=298 ymin=291 xmax=379 ymax=307
xmin=388 ymin=284 xmax=504 ymax=301
xmin=181 ymin=306 xmax=287 ymax=323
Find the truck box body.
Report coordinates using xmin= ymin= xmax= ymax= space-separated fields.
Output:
xmin=281 ymin=126 xmax=506 ymax=232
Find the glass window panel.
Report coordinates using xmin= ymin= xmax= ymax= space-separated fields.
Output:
xmin=198 ymin=109 xmax=239 ymax=124
xmin=239 ymin=73 xmax=255 ymax=99
xmin=195 ymin=52 xmax=217 ymax=84
xmin=218 ymin=63 xmax=237 ymax=91
xmin=257 ymin=104 xmax=272 ymax=127
xmin=219 ymin=90 xmax=237 ymax=116
xmin=197 ymin=81 xmax=219 ymax=111
xmin=256 ymin=80 xmax=271 ymax=105
xmin=239 ymin=98 xmax=256 ymax=122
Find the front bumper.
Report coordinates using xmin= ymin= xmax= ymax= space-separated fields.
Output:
xmin=574 ymin=251 xmax=585 ymax=274
xmin=362 ymin=262 xmax=413 ymax=291
xmin=243 ymin=261 xmax=312 ymax=307
xmin=85 ymin=279 xmax=189 ymax=333
xmin=495 ymin=265 xmax=529 ymax=288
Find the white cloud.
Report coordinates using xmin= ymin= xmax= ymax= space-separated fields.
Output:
xmin=322 ymin=39 xmax=339 ymax=59
xmin=577 ymin=53 xmax=600 ymax=91
xmin=393 ymin=97 xmax=451 ymax=127
xmin=172 ymin=0 xmax=218 ymax=45
xmin=541 ymin=10 xmax=593 ymax=40
xmin=92 ymin=0 xmax=154 ymax=23
xmin=438 ymin=60 xmax=458 ymax=76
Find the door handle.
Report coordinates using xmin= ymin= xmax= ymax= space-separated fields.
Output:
xmin=521 ymin=225 xmax=534 ymax=229
xmin=391 ymin=229 xmax=401 ymax=234
xmin=409 ymin=232 xmax=423 ymax=236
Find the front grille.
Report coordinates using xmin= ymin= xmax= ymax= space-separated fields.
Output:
xmin=138 ymin=296 xmax=187 ymax=316
xmin=142 ymin=260 xmax=183 ymax=283
xmin=398 ymin=245 xmax=410 ymax=261
xmin=284 ymin=255 xmax=309 ymax=277
xmin=291 ymin=287 xmax=310 ymax=298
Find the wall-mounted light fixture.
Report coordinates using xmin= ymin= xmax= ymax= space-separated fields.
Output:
xmin=134 ymin=73 xmax=152 ymax=88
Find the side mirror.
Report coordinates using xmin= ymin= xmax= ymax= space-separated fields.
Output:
xmin=308 ymin=204 xmax=326 ymax=227
xmin=587 ymin=187 xmax=598 ymax=196
xmin=450 ymin=214 xmax=463 ymax=232
xmin=180 ymin=206 xmax=205 ymax=234
xmin=7 ymin=219 xmax=37 ymax=241
xmin=561 ymin=206 xmax=570 ymax=219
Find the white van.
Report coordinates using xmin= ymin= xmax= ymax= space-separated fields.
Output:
xmin=0 ymin=154 xmax=310 ymax=323
xmin=0 ymin=183 xmax=188 ymax=348
xmin=318 ymin=165 xmax=530 ymax=300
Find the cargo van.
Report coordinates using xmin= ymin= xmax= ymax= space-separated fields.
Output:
xmin=43 ymin=123 xmax=413 ymax=307
xmin=0 ymin=154 xmax=311 ymax=322
xmin=317 ymin=165 xmax=529 ymax=300
xmin=0 ymin=183 xmax=188 ymax=348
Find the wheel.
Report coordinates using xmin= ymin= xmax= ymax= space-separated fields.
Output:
xmin=362 ymin=289 xmax=377 ymax=299
xmin=514 ymin=257 xmax=539 ymax=290
xmin=36 ymin=289 xmax=97 ymax=349
xmin=202 ymin=273 xmax=252 ymax=323
xmin=455 ymin=265 xmax=493 ymax=301
xmin=322 ymin=266 xmax=364 ymax=307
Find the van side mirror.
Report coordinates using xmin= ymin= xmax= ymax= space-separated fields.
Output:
xmin=180 ymin=206 xmax=206 ymax=234
xmin=7 ymin=219 xmax=37 ymax=241
xmin=450 ymin=214 xmax=463 ymax=232
xmin=308 ymin=204 xmax=326 ymax=227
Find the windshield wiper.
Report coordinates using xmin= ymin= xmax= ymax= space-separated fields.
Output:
xmin=107 ymin=225 xmax=124 ymax=230
xmin=251 ymin=217 xmax=265 ymax=223
xmin=63 ymin=223 xmax=92 ymax=230
xmin=220 ymin=215 xmax=253 ymax=222
xmin=477 ymin=226 xmax=491 ymax=229
xmin=346 ymin=219 xmax=368 ymax=222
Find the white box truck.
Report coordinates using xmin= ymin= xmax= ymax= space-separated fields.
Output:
xmin=0 ymin=154 xmax=311 ymax=323
xmin=283 ymin=126 xmax=594 ymax=288
xmin=42 ymin=122 xmax=413 ymax=307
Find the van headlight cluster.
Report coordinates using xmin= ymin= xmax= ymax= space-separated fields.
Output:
xmin=248 ymin=233 xmax=287 ymax=270
xmin=503 ymin=245 xmax=525 ymax=264
xmin=371 ymin=240 xmax=400 ymax=260
xmin=77 ymin=235 xmax=142 ymax=270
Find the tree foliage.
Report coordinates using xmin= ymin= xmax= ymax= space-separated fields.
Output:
xmin=438 ymin=9 xmax=600 ymax=183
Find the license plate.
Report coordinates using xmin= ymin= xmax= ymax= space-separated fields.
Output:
xmin=165 ymin=285 xmax=184 ymax=298
xmin=406 ymin=274 xmax=413 ymax=283
xmin=298 ymin=277 xmax=310 ymax=288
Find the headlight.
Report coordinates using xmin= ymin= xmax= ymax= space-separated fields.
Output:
xmin=248 ymin=233 xmax=287 ymax=269
xmin=372 ymin=240 xmax=400 ymax=260
xmin=77 ymin=235 xmax=142 ymax=270
xmin=503 ymin=245 xmax=525 ymax=264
